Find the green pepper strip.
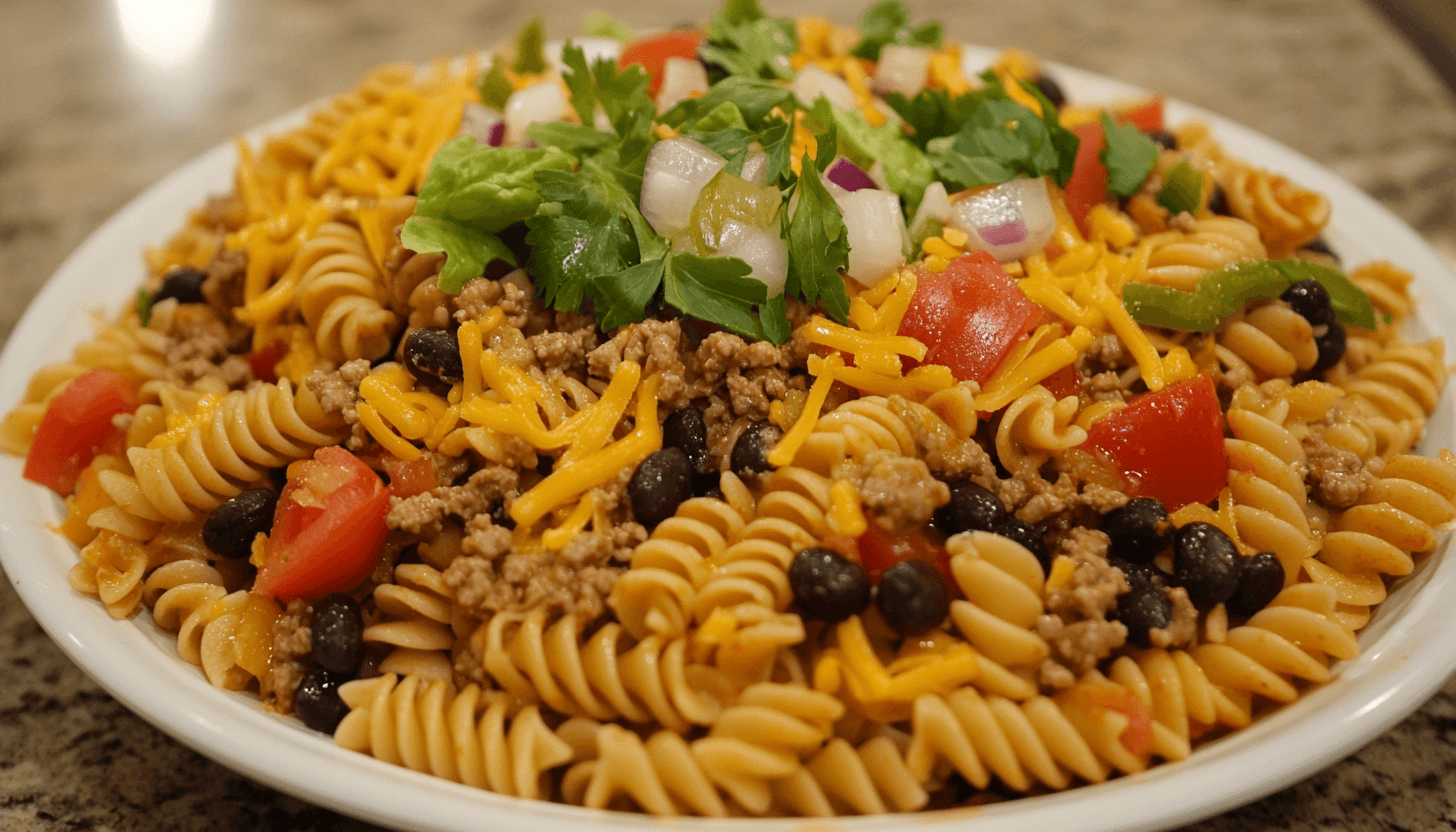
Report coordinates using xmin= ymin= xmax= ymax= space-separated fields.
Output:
xmin=1122 ymin=258 xmax=1379 ymax=332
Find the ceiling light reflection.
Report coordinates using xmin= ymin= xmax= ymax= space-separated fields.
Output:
xmin=114 ymin=0 xmax=216 ymax=70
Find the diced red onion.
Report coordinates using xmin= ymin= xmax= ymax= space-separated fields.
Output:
xmin=639 ymin=136 xmax=728 ymax=238
xmin=791 ymin=63 xmax=858 ymax=112
xmin=716 ymin=220 xmax=788 ymax=297
xmin=835 ymin=189 xmax=907 ymax=287
xmin=458 ymin=101 xmax=505 ymax=147
xmin=656 ymin=57 xmax=709 ymax=112
xmin=872 ymin=45 xmax=931 ymax=99
xmin=487 ymin=122 xmax=505 ymax=147
xmin=504 ymin=80 xmax=569 ymax=145
xmin=947 ymin=177 xmax=1057 ymax=262
xmin=826 ymin=156 xmax=877 ymax=192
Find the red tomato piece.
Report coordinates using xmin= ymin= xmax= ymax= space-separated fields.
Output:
xmin=857 ymin=526 xmax=953 ymax=587
xmin=1062 ymin=121 xmax=1108 ymax=236
xmin=898 ymin=251 xmax=1044 ymax=386
xmin=381 ymin=456 xmax=439 ymax=499
xmin=254 ymin=446 xmax=391 ymax=601
xmin=618 ymin=30 xmax=703 ymax=97
xmin=1041 ymin=361 xmax=1083 ymax=400
xmin=1087 ymin=685 xmax=1154 ymax=756
xmin=23 ymin=368 xmax=139 ymax=496
xmin=245 ymin=341 xmax=288 ymax=385
xmin=1117 ymin=97 xmax=1165 ymax=133
xmin=1082 ymin=375 xmax=1227 ymax=511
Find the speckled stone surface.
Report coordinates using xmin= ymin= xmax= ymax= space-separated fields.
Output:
xmin=1 ymin=0 xmax=1454 ymax=830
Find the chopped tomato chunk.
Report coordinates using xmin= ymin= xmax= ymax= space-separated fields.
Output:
xmin=254 ymin=446 xmax=391 ymax=601
xmin=1117 ymin=97 xmax=1166 ymax=133
xmin=380 ymin=456 xmax=439 ymax=499
xmin=245 ymin=341 xmax=288 ymax=385
xmin=1063 ymin=121 xmax=1108 ymax=235
xmin=898 ymin=251 xmax=1044 ymax=386
xmin=856 ymin=526 xmax=953 ymax=587
xmin=618 ymin=30 xmax=703 ymax=97
xmin=1082 ymin=375 xmax=1227 ymax=510
xmin=23 ymin=368 xmax=139 ymax=496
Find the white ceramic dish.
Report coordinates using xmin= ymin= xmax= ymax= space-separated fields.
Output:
xmin=2 ymin=46 xmax=1454 ymax=832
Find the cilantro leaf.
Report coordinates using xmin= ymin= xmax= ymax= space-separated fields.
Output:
xmin=851 ymin=0 xmax=942 ymax=61
xmin=683 ymin=104 xmax=794 ymax=185
xmin=1100 ymin=112 xmax=1159 ymax=197
xmin=402 ymin=137 xmax=573 ymax=293
xmin=1157 ymin=158 xmax=1204 ymax=215
xmin=511 ymin=18 xmax=548 ymax=74
xmin=759 ymin=293 xmax=792 ymax=345
xmin=924 ymin=77 xmax=1078 ymax=190
xmin=785 ymin=143 xmax=850 ymax=323
xmin=477 ymin=57 xmax=513 ymax=111
xmin=558 ymin=42 xmax=657 ymax=170
xmin=698 ymin=0 xmax=797 ymax=81
xmin=884 ymin=87 xmax=983 ymax=150
xmin=594 ymin=259 xmax=665 ymax=330
xmin=663 ymin=251 xmax=768 ymax=340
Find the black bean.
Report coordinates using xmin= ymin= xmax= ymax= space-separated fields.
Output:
xmin=1102 ymin=498 xmax=1172 ymax=564
xmin=402 ymin=327 xmax=464 ymax=385
xmin=1311 ymin=321 xmax=1347 ymax=373
xmin=1207 ymin=184 xmax=1230 ymax=216
xmin=1033 ymin=74 xmax=1066 ymax=109
xmin=1301 ymin=236 xmax=1341 ymax=264
xmin=876 ymin=560 xmax=951 ymax=636
xmin=203 ymin=488 xmax=278 ymax=560
xmin=311 ymin=594 xmax=364 ymax=676
xmin=691 ymin=471 xmax=724 ymax=500
xmin=295 ymin=668 xmax=350 ymax=734
xmin=788 ymin=547 xmax=872 ymax=623
xmin=1225 ymin=552 xmax=1284 ymax=617
xmin=1172 ymin=522 xmax=1242 ymax=608
xmin=489 ymin=499 xmax=515 ymax=530
xmin=663 ymin=407 xmax=712 ymax=474
xmin=730 ymin=421 xmax=781 ymax=476
xmin=1146 ymin=129 xmax=1178 ymax=150
xmin=992 ymin=516 xmax=1050 ymax=575
xmin=536 ymin=454 xmax=555 ymax=477
xmin=1118 ymin=584 xmax=1173 ymax=648
xmin=1280 ymin=279 xmax=1335 ymax=326
xmin=1112 ymin=555 xmax=1167 ymax=591
xmin=934 ymin=480 xmax=1006 ymax=536
xmin=154 ymin=267 xmax=208 ymax=305
xmin=628 ymin=448 xmax=694 ymax=529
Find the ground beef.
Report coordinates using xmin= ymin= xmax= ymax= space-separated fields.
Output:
xmin=843 ymin=449 xmax=950 ymax=531
xmin=1035 ymin=528 xmax=1128 ymax=688
xmin=1305 ymin=433 xmax=1369 ymax=508
xmin=387 ymin=465 xmax=519 ymax=536
xmin=1149 ymin=587 xmax=1198 ymax=649
xmin=530 ymin=327 xmax=598 ymax=376
xmin=201 ymin=248 xmax=247 ymax=317
xmin=261 ymin=599 xmax=312 ymax=714
xmin=159 ymin=304 xmax=252 ymax=391
xmin=306 ymin=358 xmax=371 ymax=421
xmin=1000 ymin=469 xmax=1128 ymax=526
xmin=444 ymin=519 xmax=624 ymax=622
xmin=453 ymin=276 xmax=505 ymax=324
xmin=725 ymin=366 xmax=791 ymax=421
xmin=588 ymin=320 xmax=690 ymax=409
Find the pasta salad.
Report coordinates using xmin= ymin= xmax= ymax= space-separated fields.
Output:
xmin=3 ymin=0 xmax=1452 ymax=817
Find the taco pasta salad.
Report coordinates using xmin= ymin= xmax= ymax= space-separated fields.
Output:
xmin=4 ymin=0 xmax=1453 ymax=817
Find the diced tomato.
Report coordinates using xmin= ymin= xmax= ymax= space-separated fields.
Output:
xmin=1117 ymin=97 xmax=1165 ymax=133
xmin=244 ymin=341 xmax=288 ymax=385
xmin=1082 ymin=375 xmax=1227 ymax=510
xmin=618 ymin=30 xmax=703 ymax=97
xmin=380 ymin=456 xmax=439 ymax=499
xmin=1041 ymin=362 xmax=1083 ymax=400
xmin=254 ymin=446 xmax=391 ymax=601
xmin=856 ymin=526 xmax=953 ymax=587
xmin=1062 ymin=121 xmax=1108 ymax=236
xmin=23 ymin=368 xmax=139 ymax=496
xmin=898 ymin=251 xmax=1043 ymax=386
xmin=1077 ymin=685 xmax=1154 ymax=756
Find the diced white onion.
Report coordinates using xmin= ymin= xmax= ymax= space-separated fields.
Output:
xmin=791 ymin=63 xmax=858 ymax=113
xmin=544 ymin=37 xmax=623 ymax=74
xmin=907 ymin=181 xmax=952 ymax=241
xmin=872 ymin=45 xmax=931 ymax=99
xmin=740 ymin=147 xmax=769 ymax=186
xmin=716 ymin=220 xmax=788 ymax=297
xmin=639 ymin=136 xmax=728 ymax=238
xmin=946 ymin=177 xmax=1057 ymax=262
xmin=457 ymin=101 xmax=503 ymax=146
xmin=835 ymin=189 xmax=907 ymax=286
xmin=656 ymin=56 xmax=709 ymax=112
xmin=504 ymin=79 xmax=569 ymax=145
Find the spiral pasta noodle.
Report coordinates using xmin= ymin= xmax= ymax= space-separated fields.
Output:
xmin=1125 ymin=216 xmax=1267 ymax=292
xmin=148 ymin=558 xmax=277 ymax=689
xmin=1214 ymin=158 xmax=1331 ymax=258
xmin=292 ymin=221 xmax=399 ymax=363
xmin=367 ymin=562 xmax=461 ymax=681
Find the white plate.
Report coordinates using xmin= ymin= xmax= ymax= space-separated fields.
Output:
xmin=2 ymin=46 xmax=1455 ymax=832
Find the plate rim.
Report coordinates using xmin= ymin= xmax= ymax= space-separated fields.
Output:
xmin=2 ymin=44 xmax=1455 ymax=832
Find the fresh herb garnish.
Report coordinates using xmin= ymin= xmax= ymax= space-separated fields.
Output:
xmin=663 ymin=251 xmax=771 ymax=340
xmin=884 ymin=87 xmax=981 ymax=150
xmin=698 ymin=0 xmax=797 ymax=81
xmin=136 ymin=289 xmax=153 ymax=328
xmin=583 ymin=11 xmax=633 ymax=42
xmin=510 ymin=19 xmax=549 ymax=74
xmin=1157 ymin=158 xmax=1204 ymax=215
xmin=925 ymin=75 xmax=1078 ymax=190
xmin=851 ymin=0 xmax=942 ymax=61
xmin=784 ymin=113 xmax=850 ymax=324
xmin=1123 ymin=259 xmax=1378 ymax=331
xmin=1100 ymin=112 xmax=1159 ymax=197
xmin=477 ymin=57 xmax=513 ymax=111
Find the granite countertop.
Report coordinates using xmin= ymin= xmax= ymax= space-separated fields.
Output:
xmin=2 ymin=0 xmax=1455 ymax=829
